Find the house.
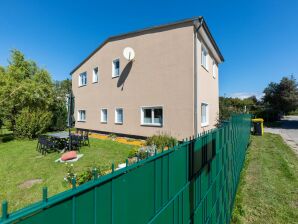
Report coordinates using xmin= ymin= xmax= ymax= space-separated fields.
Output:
xmin=71 ymin=16 xmax=224 ymax=140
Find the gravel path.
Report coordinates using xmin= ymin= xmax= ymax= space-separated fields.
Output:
xmin=264 ymin=115 xmax=298 ymax=155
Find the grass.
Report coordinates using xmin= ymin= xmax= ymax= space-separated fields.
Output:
xmin=0 ymin=136 xmax=135 ymax=213
xmin=232 ymin=133 xmax=298 ymax=224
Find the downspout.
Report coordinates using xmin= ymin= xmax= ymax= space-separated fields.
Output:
xmin=193 ymin=18 xmax=203 ymax=135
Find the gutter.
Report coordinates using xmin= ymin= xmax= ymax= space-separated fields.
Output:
xmin=193 ymin=18 xmax=203 ymax=136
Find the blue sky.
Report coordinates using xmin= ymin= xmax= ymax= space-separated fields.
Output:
xmin=0 ymin=0 xmax=297 ymax=97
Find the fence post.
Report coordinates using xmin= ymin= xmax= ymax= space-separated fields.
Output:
xmin=42 ymin=187 xmax=48 ymax=203
xmin=72 ymin=178 xmax=76 ymax=189
xmin=2 ymin=200 xmax=8 ymax=220
xmin=92 ymin=169 xmax=98 ymax=180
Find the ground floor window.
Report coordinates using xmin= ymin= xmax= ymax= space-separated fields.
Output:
xmin=101 ymin=109 xmax=108 ymax=123
xmin=141 ymin=107 xmax=163 ymax=126
xmin=78 ymin=110 xmax=86 ymax=122
xmin=115 ymin=108 xmax=123 ymax=124
xmin=201 ymin=103 xmax=209 ymax=127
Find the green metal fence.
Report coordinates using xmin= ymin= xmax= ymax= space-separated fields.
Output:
xmin=0 ymin=114 xmax=251 ymax=224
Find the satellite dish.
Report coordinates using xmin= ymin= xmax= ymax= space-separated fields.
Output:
xmin=123 ymin=47 xmax=135 ymax=61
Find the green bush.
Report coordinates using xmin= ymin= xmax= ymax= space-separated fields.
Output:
xmin=15 ymin=108 xmax=52 ymax=139
xmin=145 ymin=134 xmax=178 ymax=150
xmin=128 ymin=148 xmax=138 ymax=158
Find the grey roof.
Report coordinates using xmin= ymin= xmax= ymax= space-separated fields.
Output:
xmin=70 ymin=16 xmax=224 ymax=75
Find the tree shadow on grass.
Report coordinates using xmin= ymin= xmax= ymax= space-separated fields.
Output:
xmin=0 ymin=133 xmax=15 ymax=143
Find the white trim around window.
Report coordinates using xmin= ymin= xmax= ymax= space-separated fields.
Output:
xmin=78 ymin=72 xmax=87 ymax=86
xmin=140 ymin=106 xmax=163 ymax=126
xmin=212 ymin=59 xmax=216 ymax=79
xmin=78 ymin=110 xmax=86 ymax=122
xmin=115 ymin=108 xmax=123 ymax=124
xmin=92 ymin=67 xmax=99 ymax=83
xmin=101 ymin=108 xmax=108 ymax=123
xmin=201 ymin=44 xmax=209 ymax=71
xmin=201 ymin=103 xmax=209 ymax=127
xmin=112 ymin=58 xmax=120 ymax=78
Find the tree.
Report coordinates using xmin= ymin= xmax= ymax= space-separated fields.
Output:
xmin=0 ymin=50 xmax=72 ymax=138
xmin=263 ymin=75 xmax=298 ymax=114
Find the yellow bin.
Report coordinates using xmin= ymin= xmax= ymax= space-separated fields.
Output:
xmin=252 ymin=118 xmax=264 ymax=136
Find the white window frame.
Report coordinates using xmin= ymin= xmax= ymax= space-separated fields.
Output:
xmin=201 ymin=44 xmax=209 ymax=71
xmin=140 ymin=106 xmax=163 ymax=126
xmin=78 ymin=110 xmax=86 ymax=122
xmin=115 ymin=108 xmax=123 ymax=124
xmin=92 ymin=67 xmax=99 ymax=83
xmin=201 ymin=103 xmax=209 ymax=127
xmin=112 ymin=58 xmax=120 ymax=78
xmin=101 ymin=108 xmax=108 ymax=123
xmin=79 ymin=72 xmax=87 ymax=86
xmin=212 ymin=59 xmax=216 ymax=79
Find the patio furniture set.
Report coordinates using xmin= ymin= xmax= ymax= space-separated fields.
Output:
xmin=36 ymin=130 xmax=90 ymax=155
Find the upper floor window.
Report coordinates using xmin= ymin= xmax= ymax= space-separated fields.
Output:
xmin=201 ymin=103 xmax=209 ymax=127
xmin=101 ymin=109 xmax=108 ymax=123
xmin=141 ymin=107 xmax=163 ymax=126
xmin=78 ymin=110 xmax=86 ymax=122
xmin=79 ymin=72 xmax=87 ymax=86
xmin=201 ymin=45 xmax=208 ymax=71
xmin=93 ymin=67 xmax=99 ymax=83
xmin=212 ymin=60 xmax=216 ymax=78
xmin=115 ymin=108 xmax=123 ymax=124
xmin=112 ymin=59 xmax=120 ymax=77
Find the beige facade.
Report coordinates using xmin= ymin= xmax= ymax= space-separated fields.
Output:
xmin=71 ymin=17 xmax=224 ymax=140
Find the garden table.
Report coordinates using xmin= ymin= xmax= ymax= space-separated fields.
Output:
xmin=46 ymin=132 xmax=70 ymax=152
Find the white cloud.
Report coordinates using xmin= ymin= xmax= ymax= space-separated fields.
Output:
xmin=226 ymin=92 xmax=264 ymax=100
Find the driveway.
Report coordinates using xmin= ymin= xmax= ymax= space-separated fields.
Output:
xmin=264 ymin=115 xmax=298 ymax=155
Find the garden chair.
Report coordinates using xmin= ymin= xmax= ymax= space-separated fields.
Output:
xmin=70 ymin=134 xmax=80 ymax=152
xmin=82 ymin=130 xmax=90 ymax=147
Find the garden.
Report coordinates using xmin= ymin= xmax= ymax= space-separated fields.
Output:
xmin=0 ymin=130 xmax=177 ymax=213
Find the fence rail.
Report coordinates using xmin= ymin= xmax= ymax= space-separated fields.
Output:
xmin=1 ymin=114 xmax=251 ymax=224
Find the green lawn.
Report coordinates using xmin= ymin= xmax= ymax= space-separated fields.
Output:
xmin=232 ymin=133 xmax=298 ymax=224
xmin=0 ymin=136 xmax=135 ymax=213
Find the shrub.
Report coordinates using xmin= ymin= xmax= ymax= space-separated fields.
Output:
xmin=128 ymin=148 xmax=138 ymax=158
xmin=145 ymin=134 xmax=178 ymax=150
xmin=15 ymin=108 xmax=52 ymax=139
xmin=64 ymin=164 xmax=104 ymax=186
xmin=108 ymin=133 xmax=117 ymax=140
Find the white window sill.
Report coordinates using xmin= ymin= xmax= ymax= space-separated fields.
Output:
xmin=92 ymin=81 xmax=98 ymax=84
xmin=201 ymin=123 xmax=209 ymax=127
xmin=115 ymin=122 xmax=123 ymax=125
xmin=112 ymin=75 xmax=120 ymax=78
xmin=101 ymin=121 xmax=107 ymax=124
xmin=141 ymin=123 xmax=162 ymax=127
xmin=78 ymin=84 xmax=87 ymax=87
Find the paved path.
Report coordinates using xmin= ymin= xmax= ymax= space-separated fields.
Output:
xmin=264 ymin=116 xmax=298 ymax=155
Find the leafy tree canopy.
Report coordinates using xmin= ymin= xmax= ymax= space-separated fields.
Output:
xmin=0 ymin=50 xmax=70 ymax=137
xmin=263 ymin=75 xmax=298 ymax=114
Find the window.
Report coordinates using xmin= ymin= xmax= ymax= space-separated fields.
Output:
xmin=78 ymin=110 xmax=86 ymax=122
xmin=79 ymin=72 xmax=87 ymax=86
xmin=212 ymin=60 xmax=216 ymax=78
xmin=201 ymin=45 xmax=208 ymax=71
xmin=112 ymin=59 xmax=120 ymax=77
xmin=101 ymin=109 xmax=108 ymax=123
xmin=141 ymin=107 xmax=163 ymax=126
xmin=115 ymin=108 xmax=123 ymax=124
xmin=93 ymin=67 xmax=99 ymax=83
xmin=201 ymin=103 xmax=208 ymax=127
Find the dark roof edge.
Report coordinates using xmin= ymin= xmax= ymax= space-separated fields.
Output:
xmin=200 ymin=18 xmax=224 ymax=62
xmin=70 ymin=16 xmax=224 ymax=75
